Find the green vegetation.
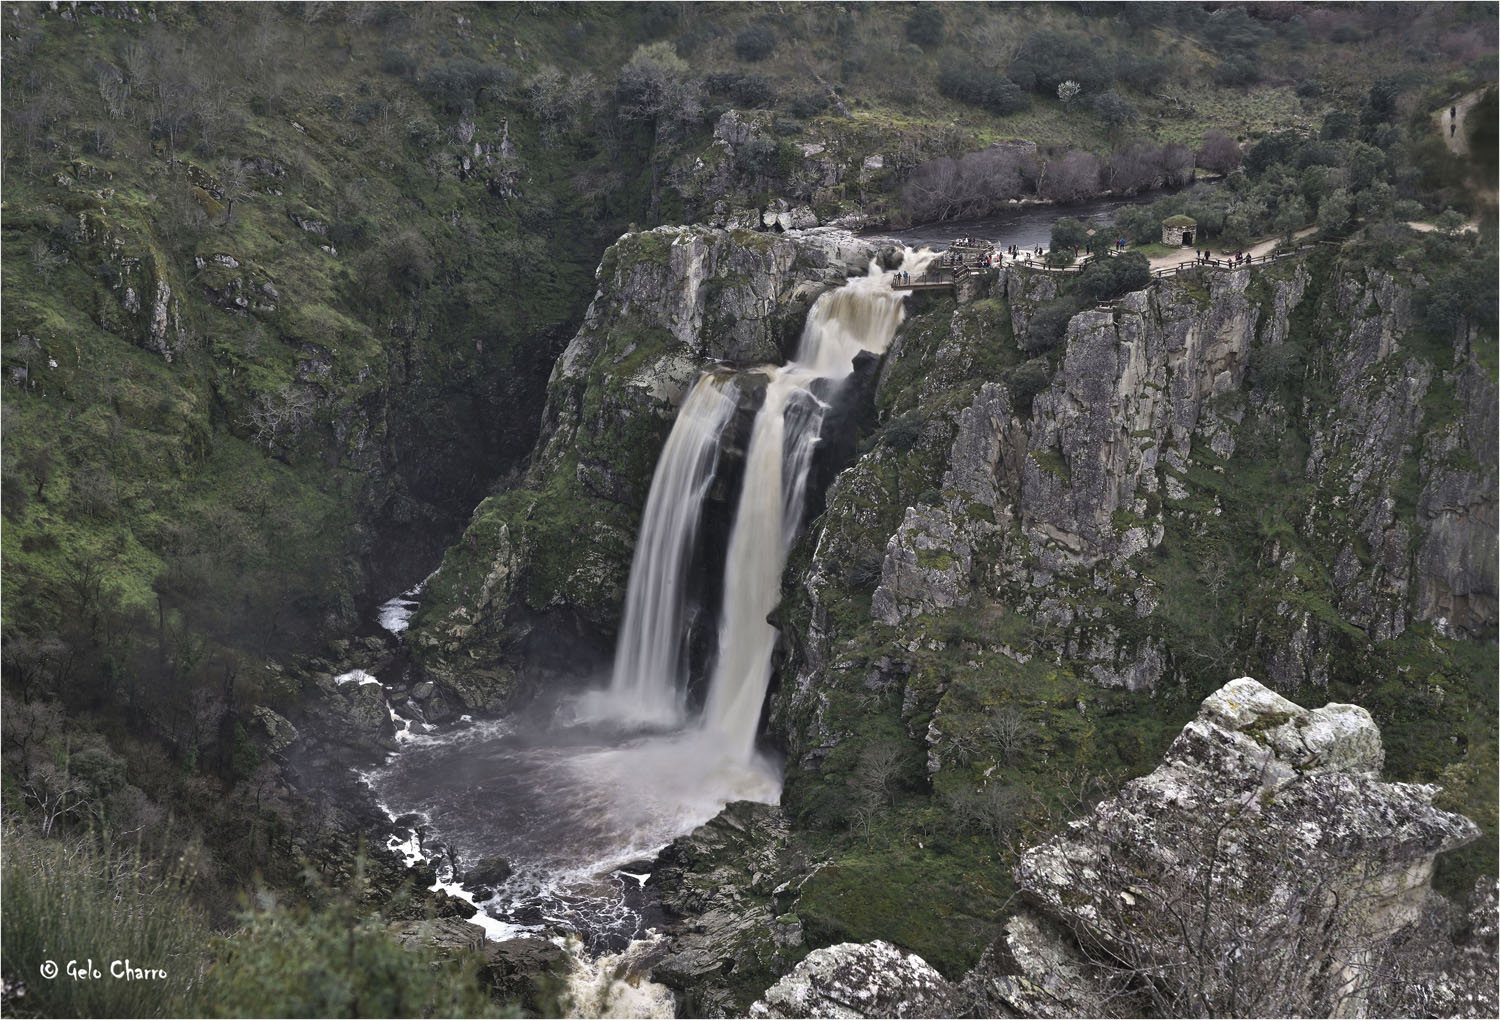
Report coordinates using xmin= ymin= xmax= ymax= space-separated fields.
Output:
xmin=1 ymin=824 xmax=215 ymax=1018
xmin=213 ymin=866 xmax=496 ymax=1019
xmin=2 ymin=2 xmax=1495 ymax=1012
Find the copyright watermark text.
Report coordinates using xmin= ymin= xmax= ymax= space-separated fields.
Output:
xmin=39 ymin=959 xmax=167 ymax=981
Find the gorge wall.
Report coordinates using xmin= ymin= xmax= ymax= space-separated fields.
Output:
xmin=409 ymin=223 xmax=1495 ymax=1014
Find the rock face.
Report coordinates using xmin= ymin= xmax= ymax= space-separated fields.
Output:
xmin=993 ymin=677 xmax=1480 ymax=1018
xmin=649 ymin=801 xmax=811 ymax=1018
xmin=772 ymin=253 xmax=1496 ymax=791
xmin=747 ymin=678 xmax=1485 ymax=1019
xmin=407 ymin=225 xmax=882 ymax=715
xmin=748 ymin=941 xmax=956 ymax=1019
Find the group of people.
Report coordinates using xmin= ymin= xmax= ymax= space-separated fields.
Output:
xmin=1194 ymin=249 xmax=1252 ymax=266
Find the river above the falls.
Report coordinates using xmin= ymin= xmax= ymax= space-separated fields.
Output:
xmin=866 ymin=183 xmax=1212 ymax=251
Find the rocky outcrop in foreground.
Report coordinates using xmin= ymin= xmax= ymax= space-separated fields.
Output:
xmin=748 ymin=678 xmax=1490 ymax=1019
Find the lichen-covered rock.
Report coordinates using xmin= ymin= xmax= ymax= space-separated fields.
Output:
xmin=748 ymin=941 xmax=956 ymax=1019
xmin=1000 ymin=677 xmax=1479 ymax=1018
xmin=250 ymin=706 xmax=299 ymax=756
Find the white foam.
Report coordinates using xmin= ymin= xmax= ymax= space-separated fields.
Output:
xmin=560 ymin=932 xmax=677 ymax=1019
xmin=335 ymin=668 xmax=382 ymax=687
xmin=432 ymin=878 xmax=534 ymax=942
xmin=376 ymin=573 xmax=435 ymax=636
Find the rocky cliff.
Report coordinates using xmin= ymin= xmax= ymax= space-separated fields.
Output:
xmin=742 ymin=678 xmax=1492 ymax=1019
xmin=406 ymin=231 xmax=1495 ymax=1010
xmin=406 ymin=225 xmax=883 ymax=715
xmin=766 ymin=247 xmax=1495 ymax=914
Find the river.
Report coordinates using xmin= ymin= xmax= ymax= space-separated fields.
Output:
xmin=866 ymin=188 xmax=1190 ymax=251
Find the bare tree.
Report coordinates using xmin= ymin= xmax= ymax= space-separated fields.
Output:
xmin=1198 ymin=131 xmax=1243 ymax=175
xmin=246 ymin=384 xmax=317 ymax=451
xmin=95 ymin=61 xmax=129 ymax=120
xmin=1040 ymin=149 xmax=1102 ymax=203
xmin=854 ymin=740 xmax=904 ymax=807
xmin=985 ymin=705 xmax=1033 ymax=765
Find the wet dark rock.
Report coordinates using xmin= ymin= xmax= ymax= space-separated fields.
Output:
xmin=482 ymin=938 xmax=569 ymax=1016
xmin=388 ymin=916 xmax=487 ymax=957
xmin=465 ymin=855 xmax=513 ymax=890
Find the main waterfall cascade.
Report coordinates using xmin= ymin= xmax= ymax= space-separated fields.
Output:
xmin=698 ymin=266 xmax=916 ymax=760
xmin=362 ymin=252 xmax=930 ymax=967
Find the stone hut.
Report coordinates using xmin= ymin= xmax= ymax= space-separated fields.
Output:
xmin=1162 ymin=214 xmax=1197 ymax=246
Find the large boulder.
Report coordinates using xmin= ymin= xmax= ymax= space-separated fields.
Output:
xmin=748 ymin=941 xmax=956 ymax=1019
xmin=482 ymin=937 xmax=569 ymax=1016
xmin=992 ymin=677 xmax=1479 ymax=1018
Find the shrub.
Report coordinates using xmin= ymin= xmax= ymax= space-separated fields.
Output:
xmin=212 ymin=868 xmax=494 ymax=1018
xmin=1 ymin=825 xmax=215 ymax=1018
xmin=1214 ymin=53 xmax=1263 ymax=85
xmin=730 ymin=73 xmax=777 ymax=108
xmin=1009 ymin=358 xmax=1053 ymax=412
xmin=1116 ymin=52 xmax=1170 ymax=92
xmin=905 ymin=7 xmax=945 ymax=47
xmin=936 ymin=63 xmax=1029 ymax=115
xmin=788 ymin=92 xmax=829 ymax=118
xmin=735 ymin=136 xmax=780 ymax=177
xmin=1076 ymin=250 xmax=1150 ymax=302
xmin=351 ymin=97 xmax=386 ymax=125
xmin=1009 ymin=29 xmax=1114 ymax=94
xmin=380 ymin=47 xmax=416 ymax=78
xmin=734 ymin=24 xmax=776 ymax=62
xmin=423 ymin=57 xmax=504 ymax=114
xmin=1022 ymin=300 xmax=1077 ymax=354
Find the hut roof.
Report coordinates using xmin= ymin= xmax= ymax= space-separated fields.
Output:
xmin=1163 ymin=214 xmax=1197 ymax=227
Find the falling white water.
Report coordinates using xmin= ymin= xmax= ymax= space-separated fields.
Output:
xmin=360 ymin=251 xmax=934 ymax=964
xmin=585 ymin=374 xmax=738 ymax=727
xmin=560 ymin=931 xmax=676 ymax=1018
xmin=701 ymin=258 xmax=923 ymax=762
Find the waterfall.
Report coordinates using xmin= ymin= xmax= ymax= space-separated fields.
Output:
xmin=603 ymin=374 xmax=738 ymax=727
xmin=700 ymin=260 xmax=919 ymax=761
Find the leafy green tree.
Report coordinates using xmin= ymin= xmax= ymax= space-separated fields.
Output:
xmin=1010 ymin=29 xmax=1114 ymax=94
xmin=1316 ymin=187 xmax=1354 ymax=234
xmin=1050 ymin=216 xmax=1090 ymax=254
xmin=1091 ymin=90 xmax=1138 ymax=129
xmin=1076 ymin=250 xmax=1150 ymax=302
xmin=937 ymin=64 xmax=1029 ymax=115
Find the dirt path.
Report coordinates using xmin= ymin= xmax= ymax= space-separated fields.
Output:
xmin=1146 ymin=227 xmax=1316 ymax=272
xmin=1405 ymin=219 xmax=1480 ymax=234
xmin=1438 ymin=90 xmax=1486 ymax=156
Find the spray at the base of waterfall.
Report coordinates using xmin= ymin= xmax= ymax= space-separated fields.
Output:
xmin=560 ymin=931 xmax=677 ymax=1019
